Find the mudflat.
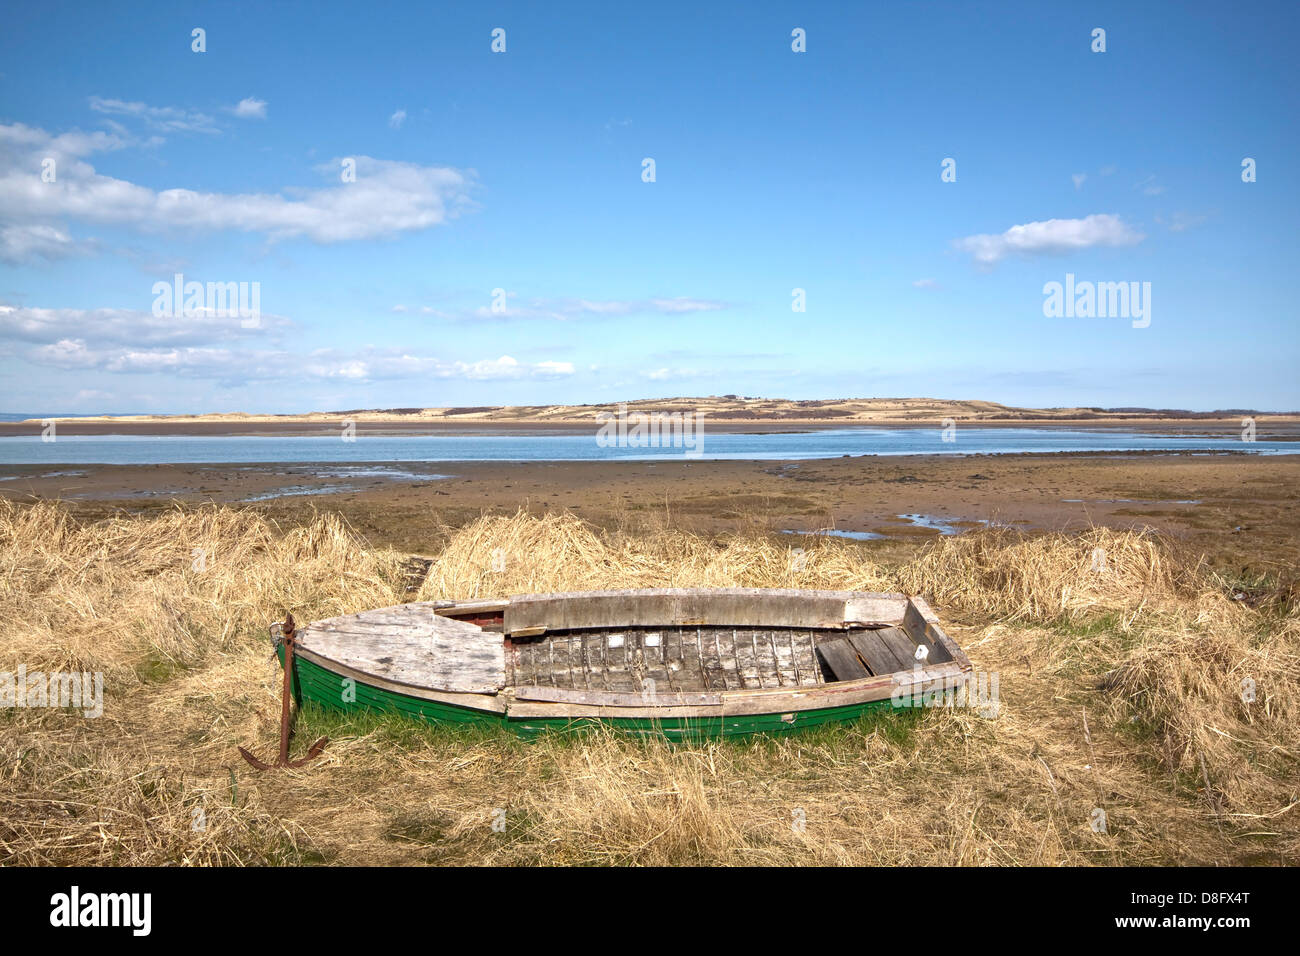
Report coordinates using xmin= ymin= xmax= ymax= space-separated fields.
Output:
xmin=4 ymin=452 xmax=1296 ymax=571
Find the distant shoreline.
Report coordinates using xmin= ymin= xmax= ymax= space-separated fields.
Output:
xmin=4 ymin=395 xmax=1297 ymax=436
xmin=3 ymin=416 xmax=1298 ymax=439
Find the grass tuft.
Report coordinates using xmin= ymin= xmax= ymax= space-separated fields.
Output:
xmin=2 ymin=501 xmax=1295 ymax=865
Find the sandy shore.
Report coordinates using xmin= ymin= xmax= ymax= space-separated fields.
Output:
xmin=3 ymin=452 xmax=1297 ymax=571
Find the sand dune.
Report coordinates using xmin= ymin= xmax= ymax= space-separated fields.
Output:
xmin=21 ymin=396 xmax=1297 ymax=428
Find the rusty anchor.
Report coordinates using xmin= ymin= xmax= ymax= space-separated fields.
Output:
xmin=239 ymin=613 xmax=329 ymax=770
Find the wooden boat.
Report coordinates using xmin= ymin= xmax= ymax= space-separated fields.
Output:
xmin=282 ymin=589 xmax=973 ymax=739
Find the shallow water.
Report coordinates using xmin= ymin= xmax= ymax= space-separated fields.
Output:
xmin=895 ymin=514 xmax=980 ymax=535
xmin=241 ymin=484 xmax=364 ymax=502
xmin=782 ymin=528 xmax=887 ymax=541
xmin=0 ymin=427 xmax=1290 ymax=465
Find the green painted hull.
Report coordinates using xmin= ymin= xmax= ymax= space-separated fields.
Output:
xmin=505 ymin=700 xmax=900 ymax=741
xmin=285 ymin=647 xmax=903 ymax=740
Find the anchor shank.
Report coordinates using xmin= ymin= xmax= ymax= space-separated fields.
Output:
xmin=278 ymin=614 xmax=296 ymax=766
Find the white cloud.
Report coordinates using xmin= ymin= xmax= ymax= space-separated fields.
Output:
xmin=952 ymin=214 xmax=1145 ymax=267
xmin=1 ymin=122 xmax=128 ymax=157
xmin=912 ymin=278 xmax=939 ymax=289
xmin=648 ymin=297 xmax=726 ymax=314
xmin=455 ymin=355 xmax=522 ymax=379
xmin=0 ymin=123 xmax=477 ymax=253
xmin=451 ymin=295 xmax=728 ymax=321
xmin=88 ymin=96 xmax=219 ymax=134
xmin=12 ymin=325 xmax=573 ymax=384
xmin=0 ymin=224 xmax=91 ymax=263
xmin=1071 ymin=173 xmax=1087 ymax=190
xmin=0 ymin=305 xmax=291 ymax=347
xmin=231 ymin=97 xmax=267 ymax=119
xmin=568 ymin=299 xmax=634 ymax=316
xmin=389 ymin=109 xmax=407 ymax=129
xmin=643 ymin=367 xmax=705 ymax=381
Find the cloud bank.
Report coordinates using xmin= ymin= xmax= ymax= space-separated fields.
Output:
xmin=0 ymin=122 xmax=477 ymax=261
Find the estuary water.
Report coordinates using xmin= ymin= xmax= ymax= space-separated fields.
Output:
xmin=0 ymin=427 xmax=1291 ymax=465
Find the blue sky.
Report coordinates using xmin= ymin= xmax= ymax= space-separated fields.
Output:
xmin=1 ymin=0 xmax=1296 ymax=413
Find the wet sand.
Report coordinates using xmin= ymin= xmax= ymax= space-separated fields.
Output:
xmin=4 ymin=453 xmax=1297 ymax=572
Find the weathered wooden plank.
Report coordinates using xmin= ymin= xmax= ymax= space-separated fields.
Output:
xmin=512 ymin=685 xmax=722 ymax=706
xmin=602 ymin=630 xmax=639 ymax=693
xmin=784 ymin=631 xmax=801 ymax=686
xmin=657 ymin=629 xmax=679 ymax=693
xmin=751 ymin=630 xmax=779 ymax=687
xmin=299 ymin=604 xmax=504 ymax=694
xmin=690 ymin=628 xmax=710 ymax=689
xmin=846 ymin=629 xmax=905 ymax=675
xmin=739 ymin=629 xmax=765 ymax=688
xmin=522 ymin=640 xmax=537 ymax=686
xmin=767 ymin=631 xmax=788 ymax=687
xmin=513 ymin=625 xmax=840 ymax=693
xmin=506 ymin=698 xmax=727 ymax=720
xmin=910 ymin=626 xmax=953 ymax=665
xmin=504 ymin=588 xmax=909 ymax=633
xmin=576 ymin=633 xmax=591 ymax=690
xmin=716 ymin=628 xmax=741 ymax=689
xmin=294 ymin=646 xmax=509 ymax=712
xmin=435 ymin=599 xmax=509 ymax=617
xmin=876 ymin=626 xmax=924 ymax=671
xmin=706 ymin=627 xmax=728 ymax=689
xmin=581 ymin=633 xmax=601 ymax=690
xmin=907 ymin=596 xmax=942 ymax=624
xmin=816 ymin=638 xmax=871 ymax=681
xmin=508 ymin=662 xmax=967 ymax=718
xmin=843 ymin=594 xmax=912 ymax=625
xmin=801 ymin=629 xmax=824 ymax=684
xmin=718 ymin=662 xmax=967 ymax=715
xmin=903 ymin=599 xmax=965 ymax=669
xmin=732 ymin=628 xmax=761 ymax=688
xmin=562 ymin=633 xmax=578 ymax=687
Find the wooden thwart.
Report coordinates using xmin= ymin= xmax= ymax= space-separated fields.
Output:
xmin=844 ymin=629 xmax=898 ymax=674
xmin=876 ymin=626 xmax=922 ymax=668
xmin=816 ymin=637 xmax=872 ymax=681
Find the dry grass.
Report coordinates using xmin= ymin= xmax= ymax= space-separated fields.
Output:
xmin=2 ymin=501 xmax=1295 ymax=865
